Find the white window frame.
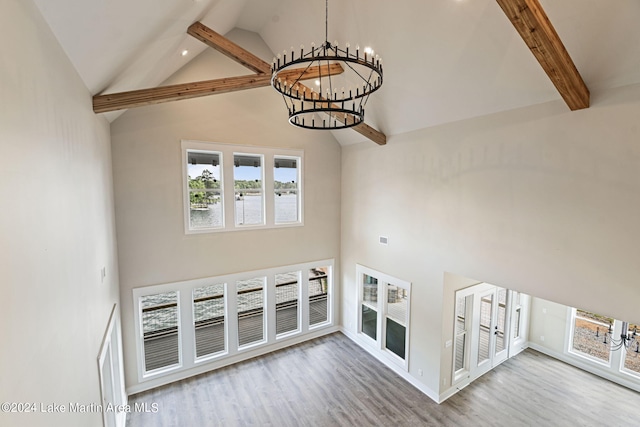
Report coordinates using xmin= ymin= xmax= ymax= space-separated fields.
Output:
xmin=308 ymin=266 xmax=333 ymax=331
xmin=133 ymin=287 xmax=184 ymax=381
xmin=233 ymin=153 xmax=265 ymax=227
xmin=192 ymin=282 xmax=228 ymax=363
xmin=132 ymin=259 xmax=334 ymax=386
xmin=452 ymin=289 xmax=474 ymax=385
xmin=356 ymin=264 xmax=411 ymax=370
xmin=182 ymin=140 xmax=303 ymax=233
xmin=273 ymin=155 xmax=302 ymax=225
xmin=236 ymin=275 xmax=268 ymax=350
xmin=275 ymin=270 xmax=303 ymax=339
xmin=566 ymin=308 xmax=640 ymax=382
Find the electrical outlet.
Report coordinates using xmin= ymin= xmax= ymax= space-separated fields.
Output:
xmin=100 ymin=267 xmax=106 ymax=283
xmin=418 ymin=368 xmax=423 ymax=376
xmin=540 ymin=335 xmax=545 ymax=342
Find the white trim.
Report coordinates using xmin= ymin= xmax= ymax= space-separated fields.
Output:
xmin=128 ymin=325 xmax=339 ymax=395
xmin=97 ymin=304 xmax=127 ymax=427
xmin=529 ymin=341 xmax=640 ymax=393
xmin=564 ymin=308 xmax=640 ymax=389
xmin=355 ymin=264 xmax=411 ymax=371
xmin=182 ymin=140 xmax=304 ymax=234
xmin=131 ymin=259 xmax=334 ymax=390
xmin=341 ymin=328 xmax=440 ymax=403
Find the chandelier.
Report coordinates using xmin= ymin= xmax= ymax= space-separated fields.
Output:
xmin=270 ymin=0 xmax=383 ymax=130
xmin=597 ymin=321 xmax=639 ymax=353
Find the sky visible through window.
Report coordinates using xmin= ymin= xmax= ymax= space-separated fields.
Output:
xmin=188 ymin=164 xmax=297 ymax=182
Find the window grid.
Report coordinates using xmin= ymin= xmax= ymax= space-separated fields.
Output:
xmin=569 ymin=309 xmax=640 ymax=382
xmin=134 ymin=260 xmax=333 ymax=382
xmin=356 ymin=265 xmax=411 ymax=369
xmin=182 ymin=141 xmax=303 ymax=233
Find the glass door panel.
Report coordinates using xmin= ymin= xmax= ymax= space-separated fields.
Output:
xmin=361 ymin=274 xmax=378 ymax=340
xmin=477 ymin=293 xmax=493 ymax=366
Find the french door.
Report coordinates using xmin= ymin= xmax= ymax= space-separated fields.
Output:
xmin=453 ymin=283 xmax=531 ymax=387
xmin=472 ymin=286 xmax=509 ymax=379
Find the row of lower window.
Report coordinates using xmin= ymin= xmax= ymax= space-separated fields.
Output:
xmin=133 ymin=261 xmax=333 ymax=381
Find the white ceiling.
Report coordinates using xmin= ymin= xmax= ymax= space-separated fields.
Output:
xmin=33 ymin=0 xmax=640 ymax=144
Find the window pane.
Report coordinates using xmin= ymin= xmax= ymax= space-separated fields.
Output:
xmin=188 ymin=151 xmax=222 ymax=229
xmin=309 ymin=267 xmax=329 ymax=326
xmin=454 ymin=294 xmax=467 ymax=373
xmin=361 ymin=305 xmax=377 ymax=340
xmin=386 ymin=318 xmax=406 ymax=359
xmin=456 ymin=296 xmax=466 ymax=333
xmin=363 ymin=274 xmax=378 ymax=306
xmin=234 ymin=154 xmax=263 ymax=226
xmin=513 ymin=307 xmax=521 ymax=339
xmin=495 ymin=288 xmax=507 ymax=354
xmin=385 ymin=285 xmax=408 ymax=359
xmin=478 ymin=294 xmax=492 ymax=364
xmin=513 ymin=291 xmax=521 ymax=307
xmin=237 ymin=278 xmax=265 ymax=347
xmin=387 ymin=285 xmax=407 ymax=325
xmin=623 ymin=322 xmax=640 ymax=375
xmin=571 ymin=309 xmax=612 ymax=363
xmin=193 ymin=284 xmax=225 ymax=358
xmin=276 ymin=272 xmax=299 ymax=336
xmin=274 ymin=157 xmax=299 ymax=224
xmin=141 ymin=291 xmax=179 ymax=371
xmin=455 ymin=334 xmax=466 ymax=371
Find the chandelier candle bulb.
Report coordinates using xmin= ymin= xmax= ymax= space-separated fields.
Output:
xmin=270 ymin=0 xmax=383 ymax=129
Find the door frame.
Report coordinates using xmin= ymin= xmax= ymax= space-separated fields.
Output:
xmin=98 ymin=304 xmax=127 ymax=427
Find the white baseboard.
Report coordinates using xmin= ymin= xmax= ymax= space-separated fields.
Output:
xmin=527 ymin=342 xmax=640 ymax=393
xmin=340 ymin=327 xmax=441 ymax=403
xmin=126 ymin=326 xmax=340 ymax=395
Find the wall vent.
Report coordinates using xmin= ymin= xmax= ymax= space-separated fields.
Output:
xmin=379 ymin=236 xmax=388 ymax=245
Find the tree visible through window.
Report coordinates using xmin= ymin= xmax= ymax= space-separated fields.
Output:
xmin=187 ymin=151 xmax=223 ymax=229
xmin=183 ymin=141 xmax=303 ymax=232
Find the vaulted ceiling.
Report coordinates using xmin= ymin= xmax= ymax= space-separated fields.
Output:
xmin=34 ymin=0 xmax=640 ymax=145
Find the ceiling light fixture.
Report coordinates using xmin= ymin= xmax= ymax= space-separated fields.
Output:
xmin=271 ymin=0 xmax=383 ymax=130
xmin=181 ymin=49 xmax=189 ymax=56
xmin=597 ymin=321 xmax=639 ymax=353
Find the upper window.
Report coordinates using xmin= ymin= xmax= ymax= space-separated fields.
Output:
xmin=182 ymin=141 xmax=303 ymax=233
xmin=234 ymin=154 xmax=264 ymax=226
xmin=186 ymin=151 xmax=223 ymax=230
xmin=274 ymin=157 xmax=300 ymax=224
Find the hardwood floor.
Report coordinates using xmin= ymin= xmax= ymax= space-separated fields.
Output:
xmin=126 ymin=332 xmax=639 ymax=426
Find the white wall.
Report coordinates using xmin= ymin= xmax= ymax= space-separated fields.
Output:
xmin=341 ymin=83 xmax=640 ymax=399
xmin=0 ymin=1 xmax=120 ymax=426
xmin=110 ymin=29 xmax=342 ymax=391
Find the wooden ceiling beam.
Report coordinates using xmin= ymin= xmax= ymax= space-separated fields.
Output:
xmin=277 ymin=63 xmax=345 ymax=82
xmin=92 ymin=64 xmax=344 ymax=113
xmin=495 ymin=0 xmax=589 ymax=110
xmin=187 ymin=22 xmax=271 ymax=74
xmin=93 ymin=74 xmax=272 ymax=113
xmin=294 ymin=83 xmax=387 ymax=146
xmin=95 ymin=22 xmax=386 ymax=145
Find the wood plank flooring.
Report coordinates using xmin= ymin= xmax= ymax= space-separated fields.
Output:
xmin=126 ymin=332 xmax=639 ymax=426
